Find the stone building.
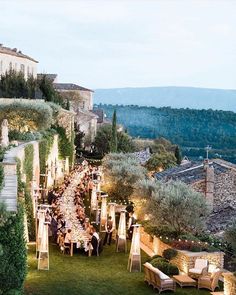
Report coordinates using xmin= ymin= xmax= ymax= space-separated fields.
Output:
xmin=54 ymin=83 xmax=98 ymax=144
xmin=155 ymin=158 xmax=236 ymax=233
xmin=0 ymin=44 xmax=38 ymax=79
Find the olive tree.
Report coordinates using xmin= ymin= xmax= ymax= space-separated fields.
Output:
xmin=137 ymin=180 xmax=209 ymax=236
xmin=103 ymin=153 xmax=147 ymax=203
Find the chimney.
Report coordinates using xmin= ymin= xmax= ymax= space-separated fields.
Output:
xmin=205 ymin=160 xmax=214 ymax=211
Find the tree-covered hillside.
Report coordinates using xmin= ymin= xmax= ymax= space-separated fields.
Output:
xmin=95 ymin=104 xmax=236 ymax=162
xmin=94 ymin=86 xmax=236 ymax=112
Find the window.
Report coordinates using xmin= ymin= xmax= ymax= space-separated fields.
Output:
xmin=20 ymin=64 xmax=25 ymax=75
xmin=15 ymin=63 xmax=17 ymax=70
xmin=0 ymin=60 xmax=2 ymax=73
xmin=27 ymin=66 xmax=30 ymax=77
xmin=9 ymin=62 xmax=12 ymax=71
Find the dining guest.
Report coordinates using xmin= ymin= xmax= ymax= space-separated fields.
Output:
xmin=64 ymin=229 xmax=72 ymax=246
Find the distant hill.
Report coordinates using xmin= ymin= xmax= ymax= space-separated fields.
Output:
xmin=94 ymin=104 xmax=236 ymax=163
xmin=94 ymin=86 xmax=236 ymax=112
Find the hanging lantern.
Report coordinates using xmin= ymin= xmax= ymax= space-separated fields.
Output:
xmin=127 ymin=224 xmax=141 ymax=272
xmin=100 ymin=194 xmax=108 ymax=231
xmin=116 ymin=209 xmax=127 ymax=252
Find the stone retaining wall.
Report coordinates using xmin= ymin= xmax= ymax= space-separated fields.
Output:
xmin=140 ymin=227 xmax=224 ymax=273
xmin=223 ymin=273 xmax=236 ymax=295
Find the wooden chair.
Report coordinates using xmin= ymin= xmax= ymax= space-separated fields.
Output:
xmin=60 ymin=237 xmax=70 ymax=255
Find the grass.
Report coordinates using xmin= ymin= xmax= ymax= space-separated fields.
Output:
xmin=24 ymin=241 xmax=215 ymax=295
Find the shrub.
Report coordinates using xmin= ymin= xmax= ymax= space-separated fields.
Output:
xmin=224 ymin=221 xmax=236 ymax=253
xmin=150 ymin=259 xmax=179 ymax=275
xmin=163 ymin=248 xmax=178 ymax=261
xmin=9 ymin=130 xmax=42 ymax=141
xmin=146 ymin=255 xmax=162 ymax=263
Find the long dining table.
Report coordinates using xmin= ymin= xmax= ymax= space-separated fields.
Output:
xmin=59 ymin=169 xmax=92 ymax=256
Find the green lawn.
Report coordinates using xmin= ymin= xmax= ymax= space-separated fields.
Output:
xmin=24 ymin=242 xmax=214 ymax=295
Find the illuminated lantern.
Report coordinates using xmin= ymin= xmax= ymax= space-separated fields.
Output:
xmin=37 ymin=209 xmax=45 ymax=253
xmin=116 ymin=209 xmax=127 ymax=252
xmin=108 ymin=202 xmax=116 ymax=239
xmin=64 ymin=156 xmax=70 ymax=175
xmin=38 ymin=222 xmax=49 ymax=270
xmin=100 ymin=194 xmax=108 ymax=231
xmin=127 ymin=224 xmax=141 ymax=272
xmin=108 ymin=203 xmax=116 ymax=228
xmin=91 ymin=189 xmax=97 ymax=211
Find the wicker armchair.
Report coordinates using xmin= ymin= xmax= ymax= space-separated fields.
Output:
xmin=198 ymin=270 xmax=222 ymax=292
xmin=189 ymin=258 xmax=208 ymax=278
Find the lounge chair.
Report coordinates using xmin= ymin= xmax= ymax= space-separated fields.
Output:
xmin=143 ymin=262 xmax=176 ymax=294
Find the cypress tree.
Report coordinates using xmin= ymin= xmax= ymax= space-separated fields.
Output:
xmin=175 ymin=145 xmax=182 ymax=165
xmin=110 ymin=110 xmax=117 ymax=152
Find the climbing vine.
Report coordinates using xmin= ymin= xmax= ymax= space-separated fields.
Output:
xmin=54 ymin=125 xmax=74 ymax=165
xmin=39 ymin=129 xmax=56 ymax=175
xmin=23 ymin=144 xmax=34 ymax=183
xmin=0 ymin=164 xmax=4 ymax=192
xmin=17 ymin=152 xmax=35 ymax=242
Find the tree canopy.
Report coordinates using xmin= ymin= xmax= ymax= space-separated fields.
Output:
xmin=94 ymin=124 xmax=135 ymax=155
xmin=135 ymin=180 xmax=209 ymax=236
xmin=102 ymin=153 xmax=147 ymax=204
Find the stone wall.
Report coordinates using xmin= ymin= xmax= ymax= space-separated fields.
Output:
xmin=223 ymin=273 xmax=236 ymax=295
xmin=140 ymin=228 xmax=224 ymax=273
xmin=214 ymin=170 xmax=236 ymax=211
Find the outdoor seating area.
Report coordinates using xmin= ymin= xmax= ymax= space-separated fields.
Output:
xmin=143 ymin=252 xmax=224 ymax=294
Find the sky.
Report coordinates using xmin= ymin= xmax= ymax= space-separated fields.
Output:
xmin=0 ymin=0 xmax=236 ymax=89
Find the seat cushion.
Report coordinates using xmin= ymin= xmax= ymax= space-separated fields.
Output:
xmin=162 ymin=279 xmax=174 ymax=286
xmin=152 ymin=267 xmax=170 ymax=280
xmin=143 ymin=262 xmax=154 ymax=270
xmin=195 ymin=259 xmax=208 ymax=269
xmin=189 ymin=268 xmax=203 ymax=274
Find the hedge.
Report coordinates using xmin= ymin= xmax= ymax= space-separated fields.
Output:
xmin=0 ymin=99 xmax=53 ymax=131
xmin=0 ymin=202 xmax=27 ymax=294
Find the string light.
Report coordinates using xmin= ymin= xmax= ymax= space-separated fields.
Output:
xmin=157 ymin=235 xmax=224 ymax=249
